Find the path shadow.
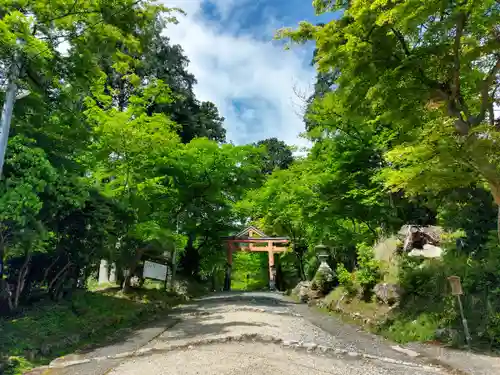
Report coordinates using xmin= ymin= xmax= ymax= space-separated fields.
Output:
xmin=157 ymin=319 xmax=273 ymax=341
xmin=181 ymin=292 xmax=298 ymax=312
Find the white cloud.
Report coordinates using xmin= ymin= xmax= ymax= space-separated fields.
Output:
xmin=163 ymin=0 xmax=314 ymax=149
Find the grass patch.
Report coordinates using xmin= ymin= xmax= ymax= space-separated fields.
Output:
xmin=321 ymin=287 xmax=440 ymax=345
xmin=325 ymin=287 xmax=391 ymax=320
xmin=0 ymin=286 xmax=189 ymax=375
xmin=377 ymin=313 xmax=440 ymax=344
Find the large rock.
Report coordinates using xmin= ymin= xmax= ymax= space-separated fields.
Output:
xmin=399 ymin=225 xmax=443 ymax=252
xmin=291 ymin=281 xmax=321 ymax=303
xmin=374 ymin=283 xmax=402 ymax=306
xmin=408 ymin=243 xmax=443 ymax=259
xmin=435 ymin=327 xmax=459 ymax=343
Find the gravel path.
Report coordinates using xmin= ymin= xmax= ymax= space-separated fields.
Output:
xmin=108 ymin=342 xmax=440 ymax=375
xmin=47 ymin=292 xmax=444 ymax=375
xmin=33 ymin=292 xmax=500 ymax=375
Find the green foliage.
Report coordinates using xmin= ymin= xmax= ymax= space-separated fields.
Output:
xmin=279 ymin=0 xmax=500 ymax=204
xmin=0 ymin=0 xmax=264 ymax=314
xmin=0 ymin=288 xmax=186 ymax=374
xmin=231 ymin=252 xmax=269 ymax=291
xmin=393 ymin=232 xmax=500 ymax=349
xmin=254 ymin=137 xmax=294 ymax=175
xmin=312 ymin=268 xmax=336 ymax=295
xmin=336 ymin=263 xmax=356 ymax=297
xmin=381 ymin=313 xmax=440 ymax=345
xmin=355 ymin=243 xmax=382 ymax=299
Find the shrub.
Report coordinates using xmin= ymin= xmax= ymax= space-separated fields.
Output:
xmin=355 ymin=243 xmax=382 ymax=300
xmin=336 ymin=263 xmax=357 ymax=297
xmin=312 ymin=268 xmax=336 ymax=295
xmin=394 ymin=231 xmax=500 ymax=350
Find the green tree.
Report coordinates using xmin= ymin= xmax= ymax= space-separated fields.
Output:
xmin=0 ymin=136 xmax=57 ymax=309
xmin=278 ymin=0 xmax=500 ymax=230
xmin=254 ymin=138 xmax=294 ymax=175
xmin=166 ymin=139 xmax=262 ymax=278
xmin=238 ymin=161 xmax=322 ymax=279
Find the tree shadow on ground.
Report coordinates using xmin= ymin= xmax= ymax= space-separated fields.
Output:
xmin=156 ymin=319 xmax=273 ymax=341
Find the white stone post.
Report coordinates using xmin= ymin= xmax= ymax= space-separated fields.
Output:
xmin=109 ymin=263 xmax=117 ymax=284
xmin=98 ymin=259 xmax=109 ymax=285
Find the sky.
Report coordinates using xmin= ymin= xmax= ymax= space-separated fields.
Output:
xmin=163 ymin=0 xmax=331 ymax=150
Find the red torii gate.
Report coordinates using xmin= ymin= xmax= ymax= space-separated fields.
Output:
xmin=221 ymin=226 xmax=289 ymax=291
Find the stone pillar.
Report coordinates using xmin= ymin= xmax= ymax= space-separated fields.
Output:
xmin=109 ymin=263 xmax=117 ymax=284
xmin=98 ymin=259 xmax=109 ymax=285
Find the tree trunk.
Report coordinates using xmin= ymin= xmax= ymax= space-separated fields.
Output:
xmin=42 ymin=254 xmax=61 ymax=285
xmin=122 ymin=248 xmax=144 ymax=294
xmin=49 ymin=261 xmax=71 ymax=298
xmin=0 ymin=237 xmax=13 ymax=311
xmin=292 ymin=244 xmax=306 ymax=281
xmin=295 ymin=252 xmax=306 ymax=281
xmin=52 ymin=269 xmax=70 ymax=301
xmin=0 ymin=279 xmax=13 ymax=312
xmin=13 ymin=252 xmax=31 ymax=309
xmin=211 ymin=269 xmax=216 ymax=292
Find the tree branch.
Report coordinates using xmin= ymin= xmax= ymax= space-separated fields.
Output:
xmin=471 ymin=55 xmax=500 ymax=126
xmin=452 ymin=12 xmax=466 ymax=101
xmin=391 ymin=27 xmax=411 ymax=57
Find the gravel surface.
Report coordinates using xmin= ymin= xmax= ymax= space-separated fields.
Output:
xmin=144 ymin=303 xmax=349 ymax=351
xmin=109 ymin=342 xmax=441 ymax=375
xmin=43 ymin=292 xmax=452 ymax=375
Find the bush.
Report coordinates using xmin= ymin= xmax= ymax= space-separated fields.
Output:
xmin=393 ymin=231 xmax=500 ymax=350
xmin=355 ymin=243 xmax=382 ymax=300
xmin=312 ymin=268 xmax=336 ymax=295
xmin=336 ymin=263 xmax=357 ymax=297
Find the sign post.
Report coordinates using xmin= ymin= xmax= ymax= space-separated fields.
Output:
xmin=448 ymin=276 xmax=472 ymax=349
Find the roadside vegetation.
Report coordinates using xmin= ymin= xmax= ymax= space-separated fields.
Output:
xmin=1 ymin=0 xmax=499 ymax=373
xmin=1 ymin=285 xmax=190 ymax=374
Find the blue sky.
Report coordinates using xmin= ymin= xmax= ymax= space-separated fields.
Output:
xmin=164 ymin=0 xmax=332 ymax=149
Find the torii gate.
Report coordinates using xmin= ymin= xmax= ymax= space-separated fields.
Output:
xmin=221 ymin=226 xmax=289 ymax=291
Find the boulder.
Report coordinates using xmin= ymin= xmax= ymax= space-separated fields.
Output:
xmin=399 ymin=225 xmax=443 ymax=253
xmin=435 ymin=328 xmax=459 ymax=343
xmin=408 ymin=243 xmax=443 ymax=259
xmin=291 ymin=281 xmax=318 ymax=303
xmin=374 ymin=283 xmax=402 ymax=306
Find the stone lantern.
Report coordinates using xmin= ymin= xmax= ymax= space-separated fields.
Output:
xmin=316 ymin=244 xmax=329 ymax=264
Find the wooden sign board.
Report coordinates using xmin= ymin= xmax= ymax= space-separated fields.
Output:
xmin=447 ymin=276 xmax=463 ymax=296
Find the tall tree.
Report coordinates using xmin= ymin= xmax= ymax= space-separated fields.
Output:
xmin=254 ymin=138 xmax=294 ymax=175
xmin=278 ymin=0 xmax=500 ymax=231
